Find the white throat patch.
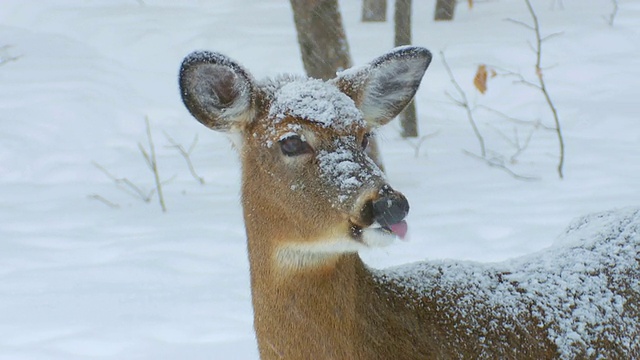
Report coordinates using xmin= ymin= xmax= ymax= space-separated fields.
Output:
xmin=275 ymin=228 xmax=397 ymax=270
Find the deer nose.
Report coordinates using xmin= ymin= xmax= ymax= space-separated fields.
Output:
xmin=371 ymin=188 xmax=410 ymax=228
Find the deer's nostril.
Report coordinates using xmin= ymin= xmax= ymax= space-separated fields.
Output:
xmin=372 ymin=194 xmax=410 ymax=228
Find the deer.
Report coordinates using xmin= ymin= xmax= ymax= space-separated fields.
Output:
xmin=178 ymin=47 xmax=639 ymax=359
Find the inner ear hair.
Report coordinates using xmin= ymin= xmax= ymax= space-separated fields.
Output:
xmin=179 ymin=51 xmax=256 ymax=132
xmin=333 ymin=46 xmax=432 ymax=128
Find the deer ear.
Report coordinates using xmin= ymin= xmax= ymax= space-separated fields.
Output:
xmin=332 ymin=46 xmax=431 ymax=128
xmin=179 ymin=51 xmax=256 ymax=132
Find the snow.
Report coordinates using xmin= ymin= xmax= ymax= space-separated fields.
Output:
xmin=0 ymin=0 xmax=639 ymax=359
xmin=268 ymin=78 xmax=365 ymax=130
xmin=317 ymin=138 xmax=384 ymax=205
xmin=378 ymin=207 xmax=639 ymax=358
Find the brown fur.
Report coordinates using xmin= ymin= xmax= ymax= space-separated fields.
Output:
xmin=239 ymin=127 xmax=560 ymax=359
xmin=178 ymin=48 xmax=638 ymax=360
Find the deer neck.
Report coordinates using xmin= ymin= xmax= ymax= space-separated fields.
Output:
xmin=240 ymin=186 xmax=358 ymax=357
xmin=239 ymin=156 xmax=443 ymax=359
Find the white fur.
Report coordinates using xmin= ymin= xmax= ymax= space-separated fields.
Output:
xmin=361 ymin=226 xmax=397 ymax=247
xmin=227 ymin=131 xmax=244 ymax=150
xmin=275 ymin=229 xmax=396 ymax=270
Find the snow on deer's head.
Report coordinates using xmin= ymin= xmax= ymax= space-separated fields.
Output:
xmin=179 ymin=47 xmax=431 ymax=269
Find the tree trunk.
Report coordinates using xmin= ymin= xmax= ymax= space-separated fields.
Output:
xmin=362 ymin=0 xmax=387 ymax=22
xmin=289 ymin=0 xmax=352 ymax=80
xmin=289 ymin=0 xmax=384 ymax=170
xmin=395 ymin=0 xmax=419 ymax=138
xmin=434 ymin=0 xmax=456 ymax=21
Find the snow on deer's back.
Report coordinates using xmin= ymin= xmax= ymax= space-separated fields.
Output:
xmin=179 ymin=47 xmax=640 ymax=359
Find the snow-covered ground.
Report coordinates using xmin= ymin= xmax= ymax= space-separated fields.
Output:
xmin=0 ymin=0 xmax=638 ymax=358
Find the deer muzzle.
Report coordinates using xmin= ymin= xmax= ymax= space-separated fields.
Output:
xmin=372 ymin=188 xmax=409 ymax=238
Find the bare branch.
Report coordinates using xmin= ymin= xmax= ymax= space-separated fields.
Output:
xmin=403 ymin=130 xmax=440 ymax=158
xmin=92 ymin=161 xmax=154 ymax=202
xmin=0 ymin=55 xmax=20 ymax=66
xmin=165 ymin=133 xmax=206 ymax=184
xmin=515 ymin=79 xmax=542 ymax=90
xmin=476 ymin=105 xmax=551 ymax=130
xmin=463 ymin=150 xmax=539 ymax=181
xmin=444 ymin=91 xmax=465 ymax=107
xmin=504 ymin=18 xmax=534 ymax=30
xmin=161 ymin=174 xmax=178 ymax=186
xmin=512 ymin=125 xmax=537 ymax=163
xmin=525 ymin=40 xmax=536 ymax=54
xmin=141 ymin=117 xmax=167 ymax=212
xmin=88 ymin=194 xmax=120 ymax=209
xmin=490 ymin=65 xmax=541 ymax=89
xmin=503 ymin=1 xmax=565 ymax=178
xmin=440 ymin=51 xmax=486 ymax=157
xmin=523 ymin=0 xmax=565 ymax=179
xmin=541 ymin=31 xmax=563 ymax=43
xmin=489 ymin=124 xmax=520 ymax=148
xmin=138 ymin=143 xmax=152 ymax=169
xmin=0 ymin=45 xmax=21 ymax=67
xmin=477 ymin=105 xmax=527 ymax=125
xmin=608 ymin=0 xmax=619 ymax=26
xmin=187 ymin=134 xmax=199 ymax=153
xmin=524 ymin=0 xmax=542 ymax=76
xmin=488 ymin=123 xmax=538 ymax=164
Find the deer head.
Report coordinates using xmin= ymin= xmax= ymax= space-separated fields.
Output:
xmin=179 ymin=47 xmax=431 ymax=271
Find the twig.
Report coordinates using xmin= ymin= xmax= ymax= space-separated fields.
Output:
xmin=523 ymin=0 xmax=564 ymax=179
xmin=440 ymin=51 xmax=486 ymax=157
xmin=165 ymin=133 xmax=206 ymax=184
xmin=488 ymin=123 xmax=538 ymax=163
xmin=608 ymin=0 xmax=619 ymax=26
xmin=440 ymin=52 xmax=536 ymax=180
xmin=512 ymin=126 xmax=537 ymax=163
xmin=507 ymin=0 xmax=565 ymax=179
xmin=404 ymin=130 xmax=440 ymax=158
xmin=491 ymin=64 xmax=541 ymax=89
xmin=161 ymin=174 xmax=178 ymax=186
xmin=504 ymin=18 xmax=533 ymax=30
xmin=0 ymin=45 xmax=21 ymax=66
xmin=88 ymin=194 xmax=120 ymax=209
xmin=464 ymin=150 xmax=539 ymax=181
xmin=476 ymin=104 xmax=553 ymax=131
xmin=0 ymin=56 xmax=20 ymax=66
xmin=92 ymin=161 xmax=154 ymax=202
xmin=541 ymin=32 xmax=563 ymax=42
xmin=139 ymin=117 xmax=167 ymax=212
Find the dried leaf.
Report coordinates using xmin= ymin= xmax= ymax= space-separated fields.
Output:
xmin=474 ymin=64 xmax=488 ymax=94
xmin=468 ymin=0 xmax=473 ymax=9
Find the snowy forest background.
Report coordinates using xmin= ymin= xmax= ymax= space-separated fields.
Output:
xmin=0 ymin=0 xmax=638 ymax=358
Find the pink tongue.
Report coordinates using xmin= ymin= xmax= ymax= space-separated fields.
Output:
xmin=390 ymin=221 xmax=408 ymax=240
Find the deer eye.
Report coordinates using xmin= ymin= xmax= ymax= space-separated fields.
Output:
xmin=361 ymin=133 xmax=370 ymax=150
xmin=279 ymin=135 xmax=312 ymax=157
